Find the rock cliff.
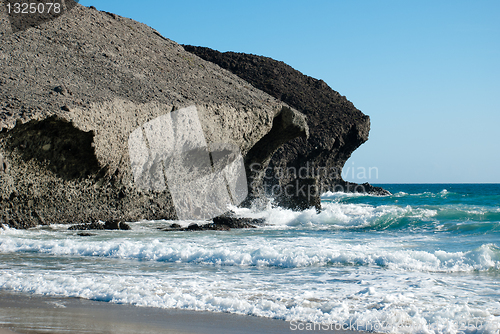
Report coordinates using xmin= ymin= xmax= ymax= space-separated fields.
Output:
xmin=183 ymin=46 xmax=390 ymax=204
xmin=0 ymin=4 xmax=308 ymax=228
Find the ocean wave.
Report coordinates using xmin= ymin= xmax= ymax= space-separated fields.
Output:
xmin=321 ymin=191 xmax=372 ymax=200
xmin=1 ymin=232 xmax=499 ymax=272
xmin=232 ymin=201 xmax=439 ymax=231
xmin=434 ymin=205 xmax=500 ymax=221
xmin=236 ymin=197 xmax=500 ymax=233
xmin=322 ymin=189 xmax=454 ymax=200
xmin=395 ymin=189 xmax=454 ymax=198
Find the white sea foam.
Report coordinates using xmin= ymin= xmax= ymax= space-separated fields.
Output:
xmin=1 ymin=228 xmax=498 ymax=272
xmin=321 ymin=191 xmax=370 ymax=200
xmin=0 ymin=255 xmax=498 ymax=334
xmin=233 ymin=201 xmax=439 ymax=232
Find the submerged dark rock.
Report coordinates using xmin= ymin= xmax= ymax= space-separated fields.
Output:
xmin=77 ymin=232 xmax=95 ymax=236
xmin=68 ymin=221 xmax=105 ymax=231
xmin=160 ymin=216 xmax=265 ymax=232
xmin=104 ymin=220 xmax=131 ymax=230
xmin=212 ymin=216 xmax=264 ymax=229
xmin=68 ymin=220 xmax=130 ymax=231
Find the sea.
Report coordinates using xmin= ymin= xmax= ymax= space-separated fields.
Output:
xmin=1 ymin=184 xmax=499 ymax=334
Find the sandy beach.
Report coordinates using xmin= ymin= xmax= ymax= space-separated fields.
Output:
xmin=0 ymin=327 xmax=17 ymax=334
xmin=0 ymin=291 xmax=359 ymax=334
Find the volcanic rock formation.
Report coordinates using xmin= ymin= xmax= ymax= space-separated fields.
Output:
xmin=0 ymin=4 xmax=308 ymax=228
xmin=0 ymin=3 xmax=386 ymax=228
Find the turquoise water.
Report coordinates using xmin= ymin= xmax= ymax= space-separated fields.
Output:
xmin=1 ymin=184 xmax=499 ymax=333
xmin=330 ymin=184 xmax=500 ymax=245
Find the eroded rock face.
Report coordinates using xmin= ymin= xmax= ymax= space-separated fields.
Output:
xmin=183 ymin=46 xmax=390 ymax=197
xmin=6 ymin=116 xmax=100 ymax=180
xmin=243 ymin=106 xmax=309 ymax=204
xmin=0 ymin=5 xmax=307 ymax=227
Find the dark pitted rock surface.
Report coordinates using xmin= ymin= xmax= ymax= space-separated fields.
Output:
xmin=103 ymin=219 xmax=131 ymax=230
xmin=0 ymin=4 xmax=308 ymax=228
xmin=68 ymin=220 xmax=130 ymax=231
xmin=160 ymin=216 xmax=264 ymax=231
xmin=332 ymin=180 xmax=391 ymax=196
xmin=183 ymin=46 xmax=390 ymax=197
xmin=274 ymin=177 xmax=321 ymax=212
xmin=68 ymin=221 xmax=106 ymax=231
xmin=212 ymin=216 xmax=264 ymax=229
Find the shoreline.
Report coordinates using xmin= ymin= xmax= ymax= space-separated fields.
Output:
xmin=0 ymin=290 xmax=360 ymax=334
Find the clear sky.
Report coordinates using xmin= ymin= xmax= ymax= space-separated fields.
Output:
xmin=79 ymin=0 xmax=500 ymax=183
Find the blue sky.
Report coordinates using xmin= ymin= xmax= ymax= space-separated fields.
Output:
xmin=79 ymin=0 xmax=499 ymax=183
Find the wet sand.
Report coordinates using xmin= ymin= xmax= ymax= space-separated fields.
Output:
xmin=0 ymin=291 xmax=360 ymax=334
